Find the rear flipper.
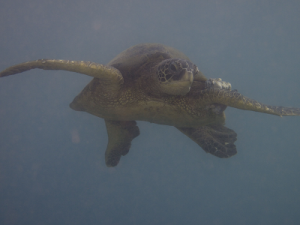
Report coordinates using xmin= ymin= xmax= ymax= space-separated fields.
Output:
xmin=105 ymin=120 xmax=140 ymax=167
xmin=177 ymin=125 xmax=237 ymax=158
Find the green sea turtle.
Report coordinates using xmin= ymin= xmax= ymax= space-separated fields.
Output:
xmin=1 ymin=43 xmax=299 ymax=167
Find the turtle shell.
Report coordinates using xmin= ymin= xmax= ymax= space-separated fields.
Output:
xmin=108 ymin=43 xmax=207 ymax=81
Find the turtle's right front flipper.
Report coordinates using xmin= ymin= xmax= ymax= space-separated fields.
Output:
xmin=104 ymin=120 xmax=140 ymax=167
xmin=0 ymin=59 xmax=124 ymax=92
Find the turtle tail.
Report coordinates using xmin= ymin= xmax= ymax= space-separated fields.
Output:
xmin=201 ymin=88 xmax=300 ymax=117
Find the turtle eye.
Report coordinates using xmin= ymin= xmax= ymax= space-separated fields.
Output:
xmin=170 ymin=63 xmax=177 ymax=72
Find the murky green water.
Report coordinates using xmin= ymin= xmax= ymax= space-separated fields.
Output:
xmin=1 ymin=1 xmax=300 ymax=224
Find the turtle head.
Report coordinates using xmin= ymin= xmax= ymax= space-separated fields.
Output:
xmin=156 ymin=58 xmax=202 ymax=95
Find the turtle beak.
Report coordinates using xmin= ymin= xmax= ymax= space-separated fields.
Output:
xmin=181 ymin=69 xmax=194 ymax=84
xmin=177 ymin=69 xmax=194 ymax=94
xmin=160 ymin=69 xmax=194 ymax=96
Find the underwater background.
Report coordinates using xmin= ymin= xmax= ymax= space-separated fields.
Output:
xmin=0 ymin=1 xmax=300 ymax=224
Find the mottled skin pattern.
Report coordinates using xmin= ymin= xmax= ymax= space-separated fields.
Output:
xmin=69 ymin=44 xmax=224 ymax=127
xmin=1 ymin=43 xmax=300 ymax=167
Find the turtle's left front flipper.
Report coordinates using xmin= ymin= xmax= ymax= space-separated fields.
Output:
xmin=104 ymin=120 xmax=140 ymax=167
xmin=201 ymin=88 xmax=300 ymax=117
xmin=177 ymin=125 xmax=237 ymax=158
